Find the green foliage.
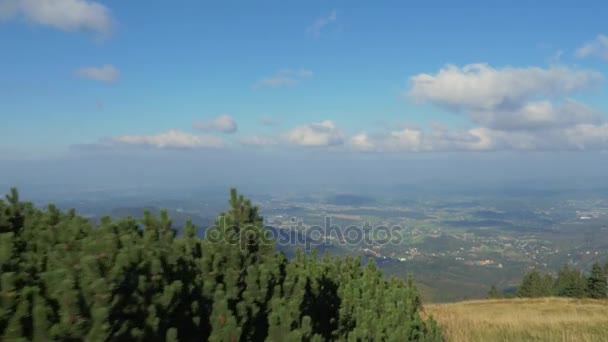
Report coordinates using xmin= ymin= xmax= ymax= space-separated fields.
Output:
xmin=554 ymin=264 xmax=587 ymax=298
xmin=516 ymin=270 xmax=554 ymax=298
xmin=517 ymin=263 xmax=608 ymax=300
xmin=586 ymin=262 xmax=607 ymax=299
xmin=486 ymin=285 xmax=501 ymax=299
xmin=0 ymin=188 xmax=440 ymax=341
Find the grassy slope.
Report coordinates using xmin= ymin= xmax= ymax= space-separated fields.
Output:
xmin=424 ymin=297 xmax=608 ymax=342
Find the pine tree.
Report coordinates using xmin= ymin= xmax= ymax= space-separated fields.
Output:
xmin=554 ymin=264 xmax=587 ymax=298
xmin=487 ymin=285 xmax=501 ymax=299
xmin=587 ymin=262 xmax=607 ymax=299
xmin=0 ymin=188 xmax=441 ymax=341
xmin=517 ymin=270 xmax=554 ymax=297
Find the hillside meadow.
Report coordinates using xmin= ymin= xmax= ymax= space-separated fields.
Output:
xmin=424 ymin=297 xmax=608 ymax=342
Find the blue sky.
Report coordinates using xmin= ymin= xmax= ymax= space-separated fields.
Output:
xmin=2 ymin=0 xmax=608 ymax=189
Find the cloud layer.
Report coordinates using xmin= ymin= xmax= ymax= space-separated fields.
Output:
xmin=110 ymin=130 xmax=225 ymax=149
xmin=193 ymin=115 xmax=238 ymax=134
xmin=0 ymin=0 xmax=113 ymax=35
xmin=340 ymin=63 xmax=607 ymax=152
xmin=345 ymin=123 xmax=608 ymax=153
xmin=238 ymin=120 xmax=344 ymax=148
xmin=78 ymin=60 xmax=608 ymax=154
xmin=285 ymin=120 xmax=344 ymax=147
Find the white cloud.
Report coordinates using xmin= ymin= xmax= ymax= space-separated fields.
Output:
xmin=75 ymin=64 xmax=119 ymax=82
xmin=347 ymin=123 xmax=608 ymax=153
xmin=460 ymin=125 xmax=608 ymax=151
xmin=347 ymin=126 xmax=514 ymax=152
xmin=237 ymin=120 xmax=344 ymax=148
xmin=467 ymin=99 xmax=602 ymax=131
xmin=407 ymin=63 xmax=602 ymax=131
xmin=193 ymin=115 xmax=238 ymax=134
xmin=564 ymin=124 xmax=608 ymax=150
xmin=253 ymin=69 xmax=313 ymax=88
xmin=409 ymin=64 xmax=601 ymax=112
xmin=576 ymin=34 xmax=608 ymax=61
xmin=348 ymin=133 xmax=376 ymax=152
xmin=81 ymin=59 xmax=608 ymax=154
xmin=0 ymin=0 xmax=113 ymax=35
xmin=110 ymin=130 xmax=225 ymax=149
xmin=387 ymin=129 xmax=422 ymax=151
xmin=239 ymin=135 xmax=278 ymax=147
xmin=387 ymin=62 xmax=608 ymax=152
xmin=306 ymin=9 xmax=336 ymax=37
xmin=285 ymin=120 xmax=344 ymax=147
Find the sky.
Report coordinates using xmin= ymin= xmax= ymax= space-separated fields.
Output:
xmin=1 ymin=0 xmax=608 ymax=191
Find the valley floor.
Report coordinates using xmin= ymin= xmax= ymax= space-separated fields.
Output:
xmin=424 ymin=297 xmax=608 ymax=342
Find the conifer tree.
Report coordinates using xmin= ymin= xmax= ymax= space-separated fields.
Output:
xmin=0 ymin=188 xmax=441 ymax=341
xmin=487 ymin=285 xmax=501 ymax=299
xmin=554 ymin=264 xmax=587 ymax=298
xmin=517 ymin=270 xmax=554 ymax=297
xmin=587 ymin=262 xmax=607 ymax=299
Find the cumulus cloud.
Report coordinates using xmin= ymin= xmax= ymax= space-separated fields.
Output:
xmin=193 ymin=115 xmax=238 ymax=134
xmin=242 ymin=107 xmax=608 ymax=152
xmin=306 ymin=9 xmax=336 ymax=37
xmin=347 ymin=127 xmax=513 ymax=152
xmin=347 ymin=123 xmax=608 ymax=153
xmin=75 ymin=64 xmax=119 ymax=82
xmin=467 ymin=99 xmax=602 ymax=131
xmin=408 ymin=64 xmax=601 ymax=113
xmin=236 ymin=120 xmax=344 ymax=148
xmin=348 ymin=133 xmax=376 ymax=152
xmin=0 ymin=0 xmax=113 ymax=35
xmin=110 ymin=130 xmax=225 ymax=149
xmin=399 ymin=63 xmax=608 ymax=151
xmin=79 ymin=60 xmax=608 ymax=154
xmin=285 ymin=120 xmax=344 ymax=147
xmin=253 ymin=69 xmax=313 ymax=88
xmin=576 ymin=34 xmax=608 ymax=61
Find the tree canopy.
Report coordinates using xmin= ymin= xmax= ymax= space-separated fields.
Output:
xmin=0 ymin=188 xmax=441 ymax=341
xmin=516 ymin=263 xmax=607 ymax=300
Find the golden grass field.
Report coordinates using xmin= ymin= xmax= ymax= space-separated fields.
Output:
xmin=424 ymin=297 xmax=608 ymax=342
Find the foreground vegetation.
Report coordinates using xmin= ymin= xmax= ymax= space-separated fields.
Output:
xmin=512 ymin=263 xmax=608 ymax=299
xmin=425 ymin=297 xmax=608 ymax=342
xmin=0 ymin=188 xmax=440 ymax=340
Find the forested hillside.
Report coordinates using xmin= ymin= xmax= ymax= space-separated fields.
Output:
xmin=0 ymin=188 xmax=441 ymax=341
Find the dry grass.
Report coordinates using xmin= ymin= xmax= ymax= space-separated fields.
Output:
xmin=424 ymin=297 xmax=608 ymax=342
